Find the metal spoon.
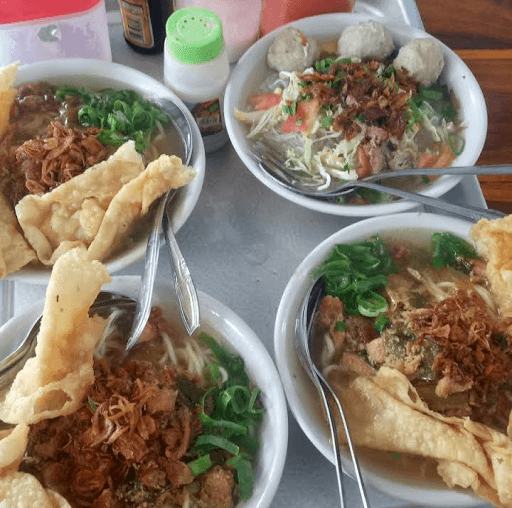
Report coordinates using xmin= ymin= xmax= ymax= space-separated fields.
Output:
xmin=126 ymin=98 xmax=199 ymax=351
xmin=251 ymin=142 xmax=507 ymax=221
xmin=0 ymin=291 xmax=136 ymax=391
xmin=295 ymin=277 xmax=371 ymax=508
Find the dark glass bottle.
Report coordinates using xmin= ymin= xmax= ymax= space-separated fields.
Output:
xmin=118 ymin=0 xmax=173 ymax=54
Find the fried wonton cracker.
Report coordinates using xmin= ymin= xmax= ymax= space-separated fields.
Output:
xmin=471 ymin=215 xmax=512 ymax=321
xmin=0 ymin=248 xmax=110 ymax=426
xmin=15 ymin=140 xmax=196 ymax=266
xmin=331 ymin=367 xmax=512 ymax=506
xmin=0 ymin=193 xmax=37 ymax=279
xmin=0 ymin=472 xmax=71 ymax=507
xmin=0 ymin=62 xmax=19 ymax=138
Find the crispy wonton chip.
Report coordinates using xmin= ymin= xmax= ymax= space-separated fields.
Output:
xmin=331 ymin=367 xmax=512 ymax=507
xmin=0 ymin=248 xmax=110 ymax=426
xmin=0 ymin=472 xmax=71 ymax=507
xmin=0 ymin=62 xmax=19 ymax=138
xmin=0 ymin=193 xmax=37 ymax=279
xmin=0 ymin=425 xmax=29 ymax=476
xmin=15 ymin=140 xmax=196 ymax=265
xmin=471 ymin=215 xmax=512 ymax=321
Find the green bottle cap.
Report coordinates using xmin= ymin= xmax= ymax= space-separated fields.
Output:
xmin=166 ymin=7 xmax=224 ymax=65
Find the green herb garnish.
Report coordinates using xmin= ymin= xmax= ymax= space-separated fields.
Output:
xmin=55 ymin=86 xmax=170 ymax=153
xmin=311 ymin=236 xmax=397 ymax=316
xmin=334 ymin=320 xmax=347 ymax=331
xmin=282 ymin=101 xmax=297 ymax=116
xmin=375 ymin=314 xmax=389 ymax=333
xmin=431 ymin=232 xmax=478 ymax=269
xmin=192 ymin=333 xmax=265 ymax=500
xmin=321 ymin=117 xmax=333 ymax=129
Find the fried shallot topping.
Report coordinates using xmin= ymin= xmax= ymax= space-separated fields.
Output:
xmin=299 ymin=60 xmax=418 ymax=141
xmin=21 ymin=359 xmax=235 ymax=508
xmin=408 ymin=290 xmax=512 ymax=427
xmin=16 ymin=121 xmax=109 ymax=197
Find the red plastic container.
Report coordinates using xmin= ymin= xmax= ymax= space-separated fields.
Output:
xmin=259 ymin=0 xmax=354 ymax=36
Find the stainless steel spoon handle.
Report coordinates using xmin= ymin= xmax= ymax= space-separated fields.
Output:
xmin=163 ymin=206 xmax=200 ymax=336
xmin=126 ymin=194 xmax=166 ymax=351
xmin=337 ymin=181 xmax=506 ymax=222
xmin=316 ymin=368 xmax=371 ymax=508
xmin=296 ymin=278 xmax=371 ymax=508
xmin=365 ymin=163 xmax=512 ymax=182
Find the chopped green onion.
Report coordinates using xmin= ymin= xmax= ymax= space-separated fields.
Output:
xmin=334 ymin=321 xmax=347 ymax=332
xmin=382 ymin=64 xmax=395 ymax=78
xmin=227 ymin=454 xmax=255 ymax=500
xmin=282 ymin=101 xmax=297 ymax=116
xmin=315 ymin=57 xmax=336 ymax=73
xmin=188 ymin=454 xmax=213 ymax=476
xmin=431 ymin=232 xmax=478 ymax=269
xmin=321 ymin=117 xmax=333 ymax=128
xmin=312 ymin=236 xmax=396 ymax=316
xmin=375 ymin=314 xmax=389 ymax=333
xmin=357 ymin=292 xmax=388 ymax=317
xmin=55 ymin=86 xmax=170 ymax=153
xmin=193 ymin=434 xmax=240 ymax=455
xmin=88 ymin=396 xmax=97 ymax=412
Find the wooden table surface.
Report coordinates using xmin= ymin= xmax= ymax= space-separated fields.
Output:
xmin=416 ymin=0 xmax=512 ymax=212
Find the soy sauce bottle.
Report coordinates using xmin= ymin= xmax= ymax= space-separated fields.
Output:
xmin=118 ymin=0 xmax=173 ymax=54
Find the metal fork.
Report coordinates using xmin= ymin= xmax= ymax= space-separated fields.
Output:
xmin=251 ymin=141 xmax=507 ymax=222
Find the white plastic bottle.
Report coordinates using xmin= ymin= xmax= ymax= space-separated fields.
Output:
xmin=164 ymin=7 xmax=230 ymax=153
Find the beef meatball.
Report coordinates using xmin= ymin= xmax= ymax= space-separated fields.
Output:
xmin=337 ymin=21 xmax=394 ymax=60
xmin=267 ymin=27 xmax=320 ymax=73
xmin=393 ymin=38 xmax=444 ymax=87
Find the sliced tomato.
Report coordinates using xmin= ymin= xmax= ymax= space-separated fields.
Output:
xmin=248 ymin=92 xmax=282 ymax=111
xmin=280 ymin=99 xmax=320 ymax=134
xmin=417 ymin=144 xmax=455 ymax=168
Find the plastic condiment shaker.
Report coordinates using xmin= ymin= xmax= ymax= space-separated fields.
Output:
xmin=164 ymin=7 xmax=230 ymax=153
xmin=173 ymin=0 xmax=263 ymax=64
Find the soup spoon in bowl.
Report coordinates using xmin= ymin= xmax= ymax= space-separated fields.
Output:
xmin=0 ymin=291 xmax=137 ymax=392
xmin=295 ymin=277 xmax=371 ymax=508
xmin=126 ymin=98 xmax=199 ymax=351
xmin=251 ymin=141 xmax=508 ymax=222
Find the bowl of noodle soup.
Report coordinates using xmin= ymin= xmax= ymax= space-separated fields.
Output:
xmin=274 ymin=212 xmax=509 ymax=506
xmin=224 ymin=13 xmax=487 ymax=217
xmin=0 ymin=59 xmax=205 ymax=283
xmin=0 ymin=274 xmax=288 ymax=508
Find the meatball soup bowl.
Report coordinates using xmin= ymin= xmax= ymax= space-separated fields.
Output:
xmin=274 ymin=211 xmax=510 ymax=506
xmin=224 ymin=13 xmax=487 ymax=217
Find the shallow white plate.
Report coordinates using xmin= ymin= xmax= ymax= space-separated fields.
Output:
xmin=224 ymin=13 xmax=487 ymax=217
xmin=7 ymin=58 xmax=206 ymax=284
xmin=0 ymin=275 xmax=288 ymax=508
xmin=274 ymin=212 xmax=483 ymax=506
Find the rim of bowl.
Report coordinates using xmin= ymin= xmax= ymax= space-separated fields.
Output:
xmin=224 ymin=13 xmax=488 ymax=217
xmin=274 ymin=212 xmax=483 ymax=506
xmin=0 ymin=276 xmax=288 ymax=508
xmin=7 ymin=59 xmax=206 ymax=284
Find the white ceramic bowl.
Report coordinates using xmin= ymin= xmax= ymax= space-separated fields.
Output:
xmin=274 ymin=212 xmax=483 ymax=506
xmin=224 ymin=13 xmax=487 ymax=217
xmin=0 ymin=275 xmax=288 ymax=508
xmin=7 ymin=58 xmax=206 ymax=283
